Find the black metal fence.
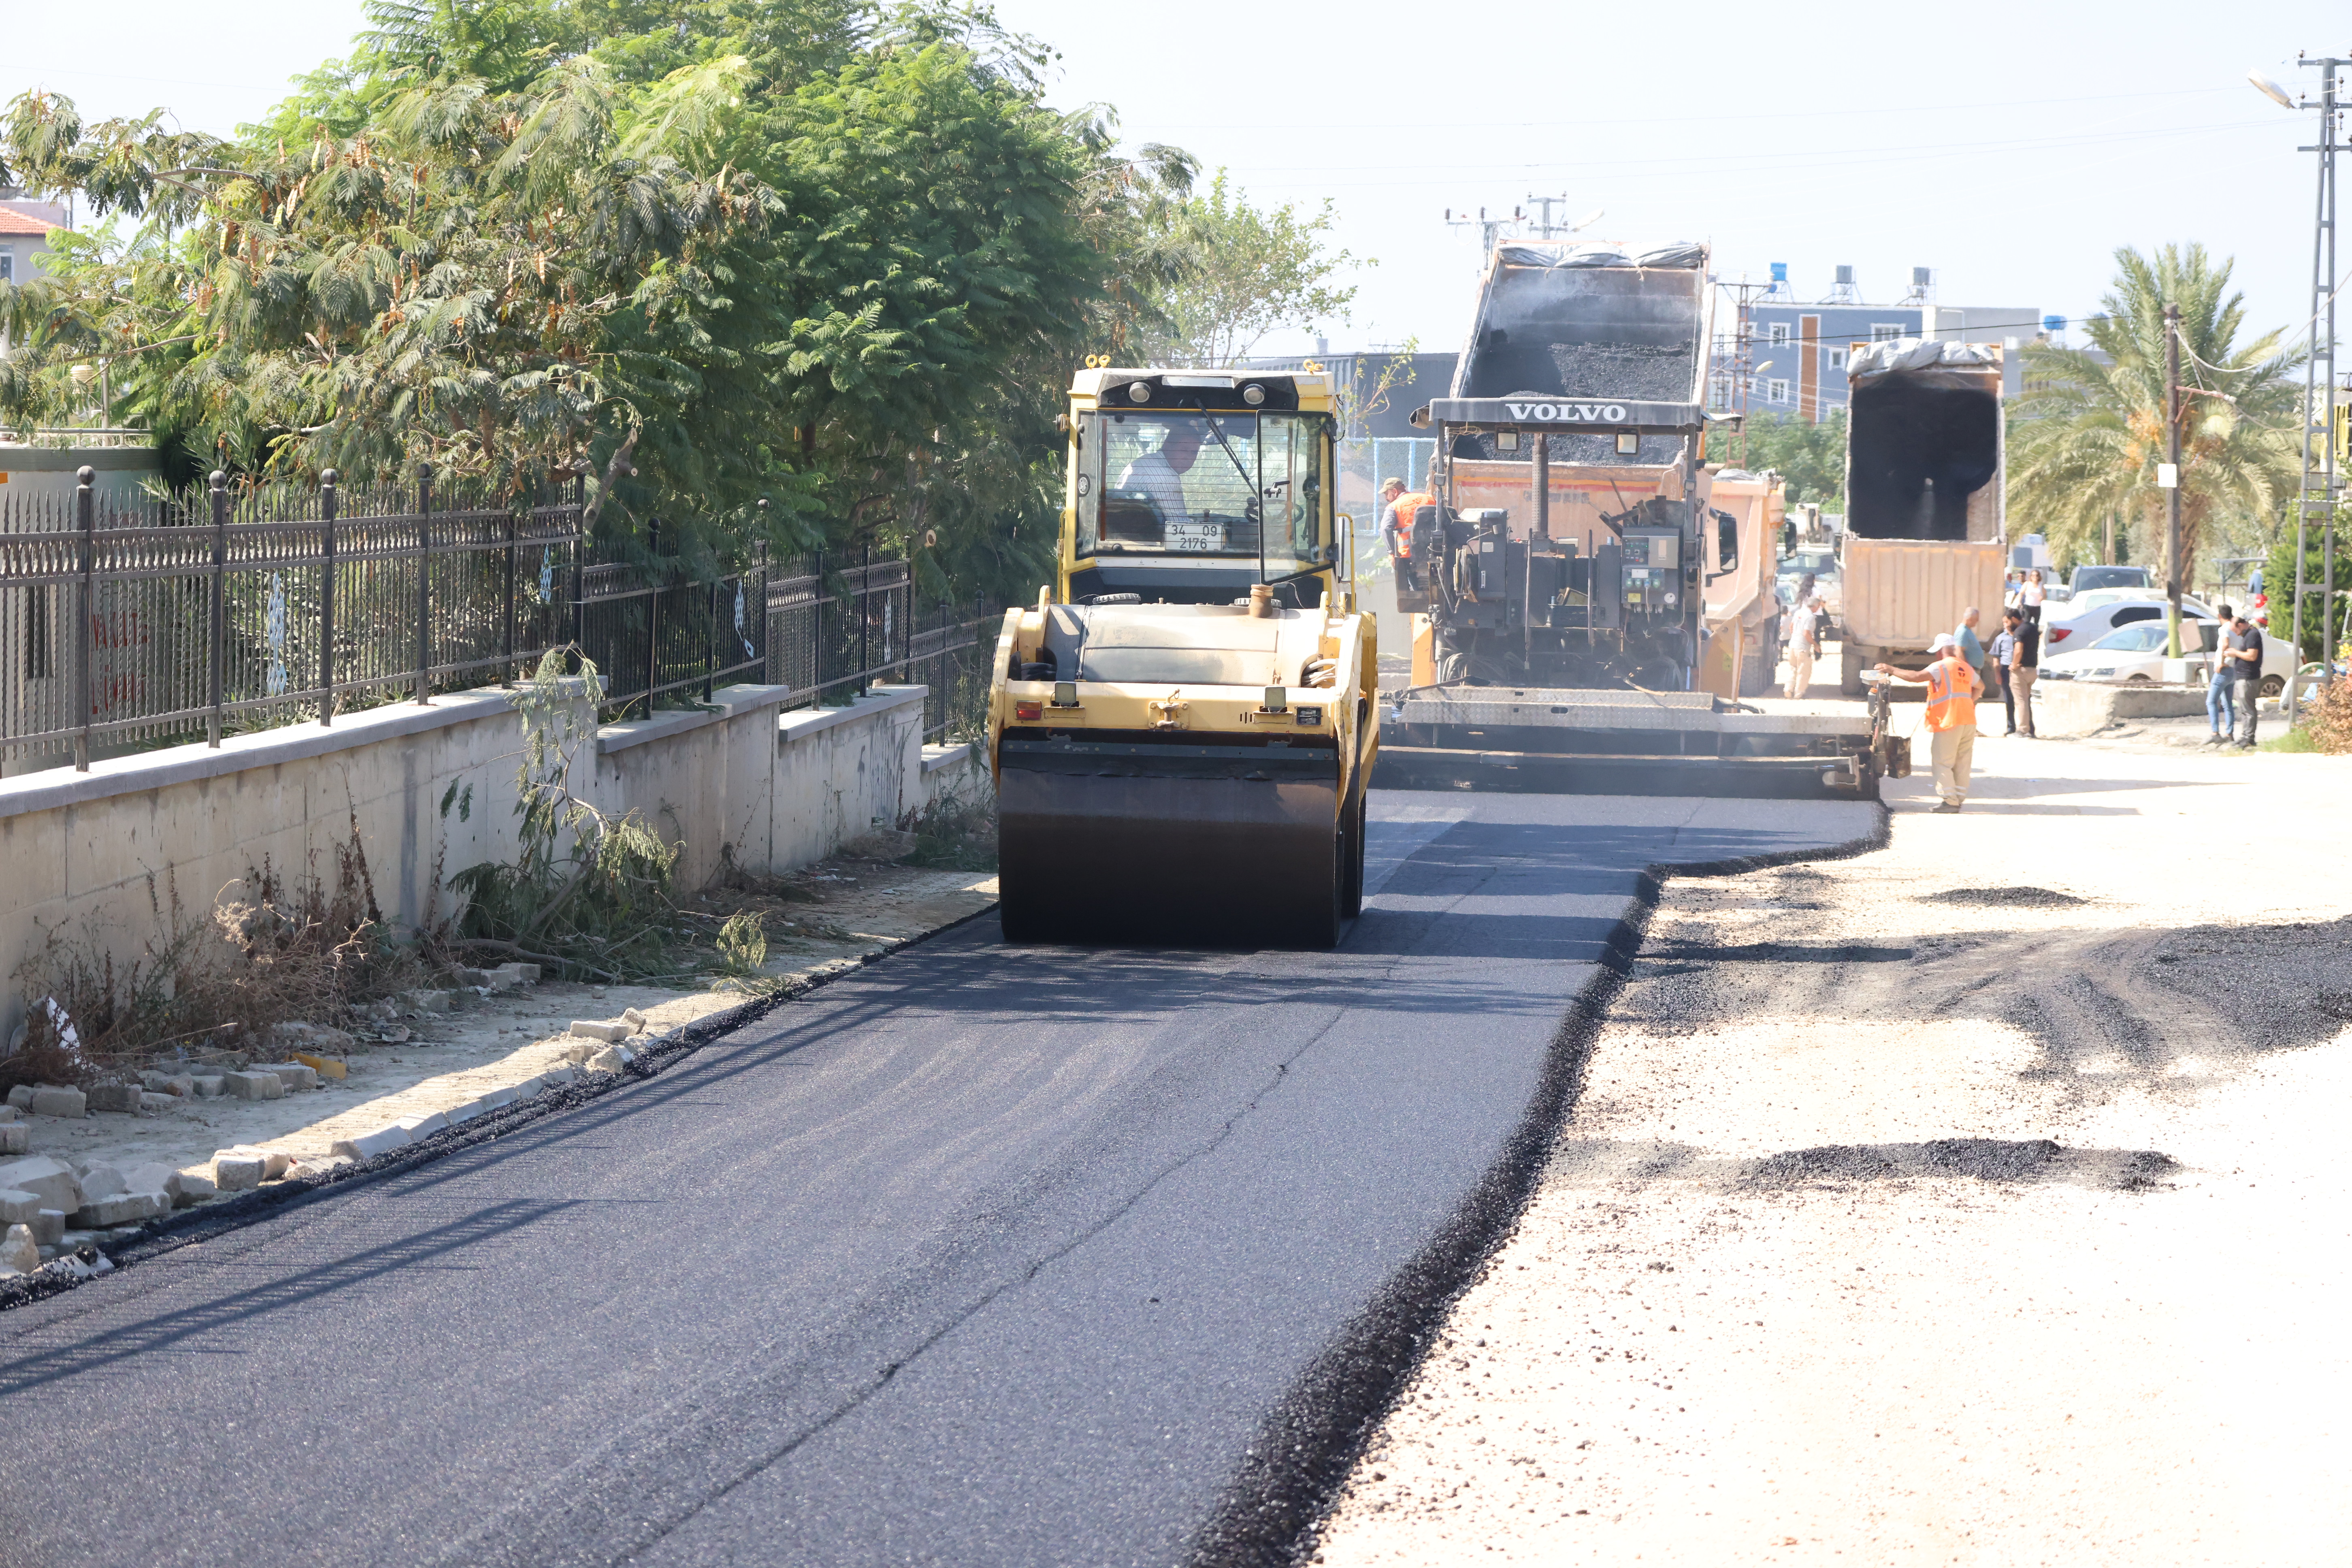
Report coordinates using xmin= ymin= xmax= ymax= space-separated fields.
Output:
xmin=0 ymin=464 xmax=1018 ymax=774
xmin=766 ymin=544 xmax=1004 ymax=744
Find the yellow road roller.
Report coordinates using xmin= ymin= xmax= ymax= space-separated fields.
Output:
xmin=985 ymin=365 xmax=1378 ymax=946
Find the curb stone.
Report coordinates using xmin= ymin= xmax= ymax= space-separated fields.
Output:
xmin=0 ymin=903 xmax=1001 ymax=1315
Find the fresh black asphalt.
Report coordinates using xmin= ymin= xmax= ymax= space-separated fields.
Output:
xmin=0 ymin=791 xmax=1872 ymax=1568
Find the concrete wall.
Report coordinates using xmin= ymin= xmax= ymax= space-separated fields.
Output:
xmin=0 ymin=681 xmax=953 ymax=1043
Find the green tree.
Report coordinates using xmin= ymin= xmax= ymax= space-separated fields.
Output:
xmin=2008 ymin=243 xmax=2304 ymax=646
xmin=1140 ymin=170 xmax=1361 ymax=367
xmin=1723 ymin=410 xmax=1846 ymax=509
xmin=2263 ymin=516 xmax=2352 ymax=665
xmin=0 ymin=0 xmax=1128 ymax=605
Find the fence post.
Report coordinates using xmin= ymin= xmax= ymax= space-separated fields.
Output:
xmin=703 ymin=569 xmax=718 ymax=704
xmin=859 ymin=538 xmax=871 ymax=697
xmin=207 ymin=470 xmax=228 ymax=747
xmin=414 ymin=464 xmax=434 ymax=705
xmin=812 ymin=544 xmax=824 ymax=696
xmin=72 ymin=467 xmax=96 ymax=771
xmin=570 ymin=472 xmax=586 ymax=652
xmin=501 ymin=496 xmax=518 ymax=687
xmin=646 ymin=518 xmax=661 ymax=714
xmin=320 ymin=469 xmax=337 ymax=727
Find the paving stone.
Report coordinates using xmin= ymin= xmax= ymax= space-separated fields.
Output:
xmin=0 ymin=1223 xmax=36 ymax=1274
xmin=328 ymin=1125 xmax=414 ymax=1161
xmin=29 ymin=1210 xmax=65 ymax=1246
xmin=569 ymin=1019 xmax=632 ymax=1043
xmin=0 ymin=1157 xmax=85 ymax=1213
xmin=84 ymin=1083 xmax=141 ymax=1114
xmin=0 ymin=1189 xmax=40 ymax=1224
xmin=167 ymin=1170 xmax=218 ymax=1206
xmin=190 ymin=1075 xmax=226 ymax=1097
xmin=27 ymin=1086 xmax=86 ymax=1119
xmin=73 ymin=1163 xmax=127 ymax=1201
xmin=70 ymin=1190 xmax=169 ymax=1227
xmin=138 ymin=1093 xmax=178 ymax=1114
xmin=393 ymin=1111 xmax=450 ymax=1140
xmin=0 ymin=1124 xmax=25 ymax=1155
xmin=3 ymin=1086 xmax=31 ymax=1110
xmin=256 ymin=1062 xmax=319 ymax=1093
xmin=160 ymin=1076 xmax=196 ymax=1098
xmin=121 ymin=1162 xmax=176 ymax=1195
xmin=584 ymin=1044 xmax=632 ymax=1074
xmin=621 ymin=1008 xmax=650 ymax=1031
xmin=222 ymin=1070 xmax=284 ymax=1101
xmin=0 ymin=1105 xmax=16 ymax=1121
xmin=211 ymin=1155 xmax=265 ymax=1191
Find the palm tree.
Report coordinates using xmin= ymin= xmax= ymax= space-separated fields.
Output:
xmin=2009 ymin=243 xmax=2305 ymax=648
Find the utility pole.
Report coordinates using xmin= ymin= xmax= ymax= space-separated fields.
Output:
xmin=1444 ymin=206 xmax=1521 ymax=257
xmin=2166 ymin=302 xmax=2184 ymax=656
xmin=1525 ymin=194 xmax=1570 ymax=238
xmin=2289 ymin=55 xmax=2346 ymax=722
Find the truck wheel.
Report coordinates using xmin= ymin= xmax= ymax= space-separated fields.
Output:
xmin=1841 ymin=643 xmax=1867 ymax=697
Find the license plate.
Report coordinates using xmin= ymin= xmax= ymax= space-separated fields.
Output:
xmin=1165 ymin=520 xmax=1227 ymax=552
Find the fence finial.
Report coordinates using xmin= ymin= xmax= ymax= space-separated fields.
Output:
xmin=321 ymin=468 xmax=339 ymax=486
xmin=76 ymin=466 xmax=95 ymax=488
xmin=209 ymin=470 xmax=226 ymax=489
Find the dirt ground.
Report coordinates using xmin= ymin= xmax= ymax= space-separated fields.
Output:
xmin=1315 ymin=726 xmax=2352 ymax=1564
xmin=11 ymin=856 xmax=997 ymax=1214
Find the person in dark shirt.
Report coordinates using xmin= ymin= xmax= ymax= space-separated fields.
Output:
xmin=2006 ymin=608 xmax=2040 ymax=738
xmin=2223 ymin=614 xmax=2264 ymax=748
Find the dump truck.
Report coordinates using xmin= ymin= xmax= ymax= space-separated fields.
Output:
xmin=1384 ymin=241 xmax=1898 ymax=797
xmin=984 ymin=366 xmax=1378 ymax=947
xmin=1697 ymin=467 xmax=1788 ymax=701
xmin=1836 ymin=339 xmax=2009 ymax=694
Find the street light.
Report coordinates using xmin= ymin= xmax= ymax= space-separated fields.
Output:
xmin=2249 ymin=68 xmax=2297 ymax=109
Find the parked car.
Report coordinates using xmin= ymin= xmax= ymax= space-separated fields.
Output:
xmin=2068 ymin=564 xmax=2154 ymax=594
xmin=2041 ymin=592 xmax=2215 ymax=654
xmin=2040 ymin=618 xmax=2292 ymax=695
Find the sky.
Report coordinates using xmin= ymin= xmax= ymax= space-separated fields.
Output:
xmin=9 ymin=0 xmax=2350 ymax=364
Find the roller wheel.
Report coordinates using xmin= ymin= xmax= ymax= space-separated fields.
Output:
xmin=1340 ymin=787 xmax=1367 ymax=920
xmin=1297 ymin=828 xmax=1344 ymax=949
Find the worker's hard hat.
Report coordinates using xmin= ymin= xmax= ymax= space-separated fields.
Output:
xmin=1928 ymin=633 xmax=1958 ymax=652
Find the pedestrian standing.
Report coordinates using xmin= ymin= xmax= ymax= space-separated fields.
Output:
xmin=1988 ymin=618 xmax=2016 ymax=733
xmin=2007 ymin=607 xmax=2040 ymax=737
xmin=2204 ymin=603 xmax=2238 ymax=745
xmin=1784 ymin=595 xmax=1819 ymax=698
xmin=1877 ymin=633 xmax=1983 ymax=812
xmin=2020 ymin=568 xmax=2047 ymax=629
xmin=1954 ymin=606 xmax=1992 ymax=696
xmin=2223 ymin=611 xmax=2264 ymax=748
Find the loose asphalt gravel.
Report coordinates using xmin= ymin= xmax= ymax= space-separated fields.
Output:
xmin=0 ymin=789 xmax=1872 ymax=1568
xmin=1316 ymin=734 xmax=2352 ymax=1566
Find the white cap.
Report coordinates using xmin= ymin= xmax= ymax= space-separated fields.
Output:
xmin=1928 ymin=633 xmax=1958 ymax=652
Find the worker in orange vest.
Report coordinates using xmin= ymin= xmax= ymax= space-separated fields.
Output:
xmin=1875 ymin=633 xmax=1983 ymax=813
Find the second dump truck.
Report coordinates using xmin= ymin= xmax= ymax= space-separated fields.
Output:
xmin=1836 ymin=339 xmax=2009 ymax=693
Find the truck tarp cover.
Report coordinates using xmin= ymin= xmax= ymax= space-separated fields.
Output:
xmin=1845 ymin=339 xmax=2001 ymax=542
xmin=1452 ymin=241 xmax=1708 ymax=463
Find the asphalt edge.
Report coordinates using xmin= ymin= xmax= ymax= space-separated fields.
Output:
xmin=0 ymin=903 xmax=1002 ymax=1316
xmin=1186 ymin=803 xmax=1894 ymax=1568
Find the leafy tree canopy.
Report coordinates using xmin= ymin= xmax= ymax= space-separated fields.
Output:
xmin=1137 ymin=170 xmax=1361 ymax=368
xmin=1719 ymin=411 xmax=1846 ymax=510
xmin=0 ymin=0 xmax=1158 ymax=601
xmin=2007 ymin=243 xmax=2303 ymax=602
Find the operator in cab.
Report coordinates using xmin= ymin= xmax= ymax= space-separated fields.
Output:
xmin=1115 ymin=424 xmax=1203 ymax=522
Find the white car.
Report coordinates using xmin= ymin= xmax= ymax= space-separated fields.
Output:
xmin=2039 ymin=592 xmax=2215 ymax=656
xmin=2039 ymin=619 xmax=2292 ymax=695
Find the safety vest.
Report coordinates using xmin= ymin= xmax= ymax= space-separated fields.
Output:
xmin=1387 ymin=493 xmax=1434 ymax=542
xmin=1924 ymin=656 xmax=1978 ymax=732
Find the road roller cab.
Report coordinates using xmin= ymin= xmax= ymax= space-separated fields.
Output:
xmin=985 ymin=366 xmax=1379 ymax=947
